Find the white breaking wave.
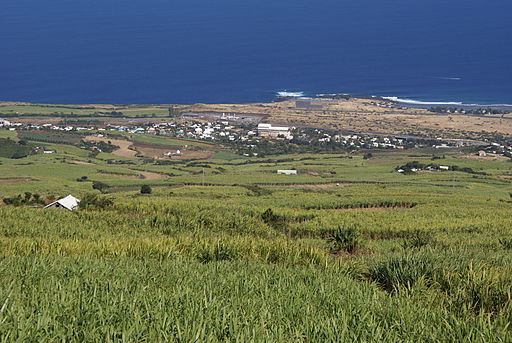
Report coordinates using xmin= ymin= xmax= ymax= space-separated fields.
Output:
xmin=433 ymin=76 xmax=462 ymax=81
xmin=383 ymin=96 xmax=512 ymax=107
xmin=276 ymin=91 xmax=305 ymax=98
xmin=383 ymin=96 xmax=464 ymax=106
xmin=316 ymin=93 xmax=350 ymax=97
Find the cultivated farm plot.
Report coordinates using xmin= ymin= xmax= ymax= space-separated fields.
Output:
xmin=1 ymin=141 xmax=512 ymax=340
xmin=0 ymin=102 xmax=170 ymax=118
xmin=132 ymin=141 xmax=215 ymax=160
xmin=84 ymin=136 xmax=137 ymax=157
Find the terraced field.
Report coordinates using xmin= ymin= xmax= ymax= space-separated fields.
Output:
xmin=1 ymin=129 xmax=512 ymax=341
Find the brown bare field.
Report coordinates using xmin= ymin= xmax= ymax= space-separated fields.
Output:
xmin=84 ymin=136 xmax=138 ymax=158
xmin=133 ymin=142 xmax=214 ymax=160
xmin=71 ymin=160 xmax=95 ymax=165
xmin=0 ymin=178 xmax=34 ymax=184
xmin=98 ymin=170 xmax=167 ymax=180
xmin=138 ymin=171 xmax=168 ymax=180
xmin=461 ymin=153 xmax=510 ymax=161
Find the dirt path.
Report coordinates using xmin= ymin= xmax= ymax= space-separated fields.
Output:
xmin=97 ymin=172 xmax=140 ymax=179
xmin=0 ymin=178 xmax=33 ymax=184
xmin=334 ymin=206 xmax=414 ymax=212
xmin=260 ymin=183 xmax=348 ymax=189
xmin=84 ymin=136 xmax=138 ymax=158
xmin=71 ymin=160 xmax=95 ymax=165
xmin=166 ymin=138 xmax=214 ymax=147
xmin=138 ymin=171 xmax=168 ymax=180
xmin=97 ymin=170 xmax=167 ymax=180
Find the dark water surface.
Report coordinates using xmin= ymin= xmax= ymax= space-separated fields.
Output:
xmin=1 ymin=0 xmax=511 ymax=104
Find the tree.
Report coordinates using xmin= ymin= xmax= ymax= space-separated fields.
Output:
xmin=24 ymin=192 xmax=32 ymax=202
xmin=33 ymin=193 xmax=42 ymax=204
xmin=168 ymin=106 xmax=180 ymax=117
xmin=79 ymin=194 xmax=114 ymax=210
xmin=140 ymin=185 xmax=152 ymax=194
xmin=92 ymin=181 xmax=109 ymax=193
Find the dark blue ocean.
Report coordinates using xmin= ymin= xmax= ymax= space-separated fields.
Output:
xmin=1 ymin=0 xmax=511 ymax=105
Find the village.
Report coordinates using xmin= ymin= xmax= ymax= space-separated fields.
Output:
xmin=2 ymin=115 xmax=511 ymax=159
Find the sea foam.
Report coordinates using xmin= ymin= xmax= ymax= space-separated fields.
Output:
xmin=276 ymin=91 xmax=305 ymax=98
xmin=432 ymin=76 xmax=462 ymax=81
xmin=383 ymin=96 xmax=512 ymax=108
xmin=383 ymin=96 xmax=464 ymax=106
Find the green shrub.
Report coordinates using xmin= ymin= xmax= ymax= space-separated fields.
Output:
xmin=327 ymin=226 xmax=361 ymax=254
xmin=2 ymin=193 xmax=45 ymax=207
xmin=242 ymin=184 xmax=272 ymax=196
xmin=92 ymin=181 xmax=109 ymax=193
xmin=498 ymin=238 xmax=512 ymax=250
xmin=436 ymin=264 xmax=512 ymax=315
xmin=402 ymin=231 xmax=435 ymax=249
xmin=261 ymin=208 xmax=284 ymax=229
xmin=78 ymin=194 xmax=114 ymax=210
xmin=140 ymin=185 xmax=152 ymax=194
xmin=369 ymin=253 xmax=439 ymax=292
xmin=197 ymin=243 xmax=240 ymax=263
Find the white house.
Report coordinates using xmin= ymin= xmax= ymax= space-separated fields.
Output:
xmin=44 ymin=195 xmax=80 ymax=211
xmin=439 ymin=166 xmax=450 ymax=171
xmin=277 ymin=170 xmax=298 ymax=175
xmin=0 ymin=118 xmax=11 ymax=127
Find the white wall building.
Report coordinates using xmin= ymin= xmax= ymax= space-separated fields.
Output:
xmin=277 ymin=170 xmax=298 ymax=175
xmin=258 ymin=123 xmax=293 ymax=139
xmin=44 ymin=195 xmax=81 ymax=211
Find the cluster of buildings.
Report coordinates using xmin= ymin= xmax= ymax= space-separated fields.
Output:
xmin=3 ymin=116 xmax=512 ymax=159
xmin=0 ymin=118 xmax=11 ymax=127
xmin=397 ymin=165 xmax=450 ymax=173
xmin=152 ymin=121 xmax=257 ymax=141
xmin=1 ymin=118 xmax=293 ymax=144
xmin=308 ymin=132 xmax=406 ymax=149
xmin=477 ymin=143 xmax=512 ymax=158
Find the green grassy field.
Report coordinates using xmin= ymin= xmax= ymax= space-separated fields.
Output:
xmin=0 ymin=103 xmax=171 ymax=118
xmin=1 ymin=128 xmax=512 ymax=341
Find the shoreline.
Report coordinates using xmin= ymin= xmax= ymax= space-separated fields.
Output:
xmin=276 ymin=93 xmax=512 ymax=111
xmin=2 ymin=93 xmax=512 ymax=111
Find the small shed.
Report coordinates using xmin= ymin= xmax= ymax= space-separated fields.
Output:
xmin=44 ymin=195 xmax=81 ymax=211
xmin=478 ymin=150 xmax=487 ymax=157
xmin=277 ymin=170 xmax=298 ymax=175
